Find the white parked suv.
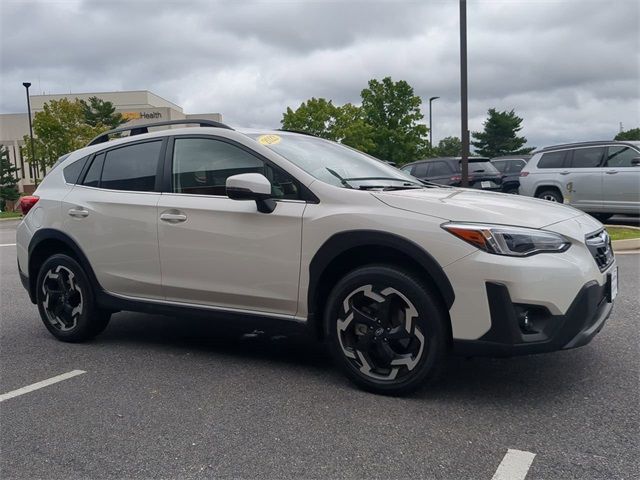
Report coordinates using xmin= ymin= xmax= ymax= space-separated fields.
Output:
xmin=518 ymin=140 xmax=640 ymax=221
xmin=16 ymin=120 xmax=617 ymax=395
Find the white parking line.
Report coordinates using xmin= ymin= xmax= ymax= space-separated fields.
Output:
xmin=492 ymin=449 xmax=536 ymax=480
xmin=0 ymin=370 xmax=86 ymax=402
xmin=0 ymin=243 xmax=16 ymax=247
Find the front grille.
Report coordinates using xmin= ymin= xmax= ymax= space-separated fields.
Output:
xmin=585 ymin=229 xmax=614 ymax=271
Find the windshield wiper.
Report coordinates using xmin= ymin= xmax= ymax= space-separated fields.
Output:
xmin=342 ymin=176 xmax=424 ymax=187
xmin=326 ymin=168 xmax=353 ymax=188
xmin=355 ymin=184 xmax=423 ymax=191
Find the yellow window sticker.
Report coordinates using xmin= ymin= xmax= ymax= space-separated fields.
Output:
xmin=258 ymin=134 xmax=281 ymax=145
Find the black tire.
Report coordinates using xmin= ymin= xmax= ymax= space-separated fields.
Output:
xmin=504 ymin=187 xmax=519 ymax=195
xmin=325 ymin=265 xmax=448 ymax=395
xmin=36 ymin=254 xmax=111 ymax=342
xmin=536 ymin=189 xmax=563 ymax=203
xmin=591 ymin=213 xmax=613 ymax=222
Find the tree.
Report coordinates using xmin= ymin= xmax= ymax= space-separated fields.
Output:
xmin=281 ymin=97 xmax=339 ymax=139
xmin=471 ymin=108 xmax=534 ymax=157
xmin=614 ymin=128 xmax=640 ymax=141
xmin=360 ymin=77 xmax=429 ymax=164
xmin=434 ymin=136 xmax=462 ymax=157
xmin=21 ymin=98 xmax=103 ymax=173
xmin=281 ymin=98 xmax=375 ymax=151
xmin=81 ymin=96 xmax=127 ymax=129
xmin=0 ymin=145 xmax=20 ymax=211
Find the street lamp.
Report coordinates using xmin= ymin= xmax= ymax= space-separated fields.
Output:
xmin=428 ymin=96 xmax=440 ymax=148
xmin=22 ymin=82 xmax=38 ymax=179
xmin=459 ymin=0 xmax=469 ymax=187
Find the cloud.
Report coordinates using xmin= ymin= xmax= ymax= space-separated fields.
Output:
xmin=1 ymin=0 xmax=638 ymax=148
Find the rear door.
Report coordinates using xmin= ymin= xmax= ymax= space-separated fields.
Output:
xmin=565 ymin=147 xmax=605 ymax=211
xmin=62 ymin=139 xmax=165 ymax=299
xmin=602 ymin=145 xmax=640 ymax=214
xmin=156 ymin=135 xmax=306 ymax=316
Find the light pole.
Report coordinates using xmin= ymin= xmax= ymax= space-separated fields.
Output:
xmin=429 ymin=96 xmax=440 ymax=149
xmin=22 ymin=82 xmax=38 ymax=179
xmin=459 ymin=0 xmax=469 ymax=187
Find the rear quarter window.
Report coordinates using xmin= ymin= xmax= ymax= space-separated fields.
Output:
xmin=63 ymin=156 xmax=89 ymax=184
xmin=537 ymin=151 xmax=567 ymax=169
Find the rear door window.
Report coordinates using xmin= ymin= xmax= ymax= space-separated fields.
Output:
xmin=492 ymin=161 xmax=507 ymax=173
xmin=429 ymin=161 xmax=451 ymax=176
xmin=82 ymin=153 xmax=105 ymax=188
xmin=101 ymin=141 xmax=162 ymax=191
xmin=570 ymin=147 xmax=605 ymax=168
xmin=413 ymin=163 xmax=429 ymax=177
xmin=537 ymin=151 xmax=567 ymax=169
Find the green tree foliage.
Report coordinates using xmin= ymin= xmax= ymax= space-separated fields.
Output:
xmin=434 ymin=136 xmax=462 ymax=157
xmin=81 ymin=96 xmax=127 ymax=129
xmin=281 ymin=77 xmax=429 ymax=164
xmin=471 ymin=108 xmax=534 ymax=157
xmin=21 ymin=98 xmax=103 ymax=172
xmin=360 ymin=77 xmax=429 ymax=164
xmin=281 ymin=97 xmax=339 ymax=138
xmin=0 ymin=145 xmax=20 ymax=210
xmin=614 ymin=128 xmax=640 ymax=141
xmin=281 ymin=98 xmax=375 ymax=152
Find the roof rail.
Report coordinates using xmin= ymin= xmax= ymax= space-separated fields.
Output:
xmin=536 ymin=140 xmax=624 ymax=152
xmin=87 ymin=119 xmax=234 ymax=146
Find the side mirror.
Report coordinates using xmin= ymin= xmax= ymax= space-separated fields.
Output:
xmin=631 ymin=157 xmax=640 ymax=166
xmin=226 ymin=173 xmax=276 ymax=213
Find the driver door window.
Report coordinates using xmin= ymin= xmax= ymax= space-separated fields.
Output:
xmin=172 ymin=138 xmax=300 ymax=199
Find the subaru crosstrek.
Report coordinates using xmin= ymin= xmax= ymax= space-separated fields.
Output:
xmin=16 ymin=120 xmax=617 ymax=395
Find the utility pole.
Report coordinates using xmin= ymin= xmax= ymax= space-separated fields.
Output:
xmin=459 ymin=0 xmax=469 ymax=187
xmin=429 ymin=96 xmax=440 ymax=149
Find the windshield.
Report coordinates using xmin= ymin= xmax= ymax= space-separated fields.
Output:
xmin=246 ymin=133 xmax=423 ymax=189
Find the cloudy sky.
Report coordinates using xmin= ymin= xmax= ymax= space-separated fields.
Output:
xmin=1 ymin=0 xmax=638 ymax=148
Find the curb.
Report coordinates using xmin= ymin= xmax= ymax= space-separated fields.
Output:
xmin=612 ymin=238 xmax=640 ymax=252
xmin=0 ymin=217 xmax=22 ymax=222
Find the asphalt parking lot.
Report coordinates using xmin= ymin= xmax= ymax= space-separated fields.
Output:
xmin=1 ymin=219 xmax=638 ymax=480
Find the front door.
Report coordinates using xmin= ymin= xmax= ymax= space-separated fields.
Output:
xmin=157 ymin=136 xmax=306 ymax=317
xmin=564 ymin=146 xmax=604 ymax=211
xmin=602 ymin=145 xmax=640 ymax=214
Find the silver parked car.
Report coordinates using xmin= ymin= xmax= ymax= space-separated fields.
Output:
xmin=519 ymin=141 xmax=640 ymax=221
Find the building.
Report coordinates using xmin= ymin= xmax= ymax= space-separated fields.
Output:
xmin=0 ymin=90 xmax=222 ymax=193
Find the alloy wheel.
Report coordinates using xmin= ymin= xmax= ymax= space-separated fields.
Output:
xmin=337 ymin=285 xmax=425 ymax=381
xmin=41 ymin=265 xmax=84 ymax=332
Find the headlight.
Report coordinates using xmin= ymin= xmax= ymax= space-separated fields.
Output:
xmin=442 ymin=223 xmax=570 ymax=257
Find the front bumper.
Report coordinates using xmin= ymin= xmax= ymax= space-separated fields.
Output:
xmin=452 ymin=278 xmax=614 ymax=357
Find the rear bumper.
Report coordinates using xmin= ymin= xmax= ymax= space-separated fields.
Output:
xmin=452 ymin=279 xmax=613 ymax=357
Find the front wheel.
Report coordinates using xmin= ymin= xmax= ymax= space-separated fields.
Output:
xmin=325 ymin=265 xmax=448 ymax=395
xmin=36 ymin=254 xmax=111 ymax=342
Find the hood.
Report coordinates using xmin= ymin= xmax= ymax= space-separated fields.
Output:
xmin=373 ymin=187 xmax=584 ymax=228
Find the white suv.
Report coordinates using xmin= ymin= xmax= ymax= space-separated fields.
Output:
xmin=16 ymin=120 xmax=617 ymax=395
xmin=518 ymin=141 xmax=640 ymax=221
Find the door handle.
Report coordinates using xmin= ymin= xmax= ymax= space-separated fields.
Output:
xmin=559 ymin=171 xmax=570 ymax=175
xmin=67 ymin=208 xmax=89 ymax=218
xmin=160 ymin=212 xmax=187 ymax=223
xmin=605 ymin=170 xmax=618 ymax=174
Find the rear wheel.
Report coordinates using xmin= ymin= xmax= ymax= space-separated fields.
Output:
xmin=536 ymin=189 xmax=563 ymax=203
xmin=326 ymin=265 xmax=448 ymax=395
xmin=36 ymin=254 xmax=111 ymax=342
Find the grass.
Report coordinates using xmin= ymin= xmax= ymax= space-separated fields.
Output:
xmin=606 ymin=226 xmax=640 ymax=241
xmin=0 ymin=211 xmax=22 ymax=219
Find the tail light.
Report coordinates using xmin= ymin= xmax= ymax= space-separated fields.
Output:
xmin=520 ymin=171 xmax=530 ymax=177
xmin=18 ymin=196 xmax=39 ymax=215
xmin=450 ymin=175 xmax=462 ymax=182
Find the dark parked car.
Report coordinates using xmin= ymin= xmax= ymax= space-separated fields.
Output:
xmin=490 ymin=155 xmax=531 ymax=194
xmin=402 ymin=157 xmax=502 ymax=191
